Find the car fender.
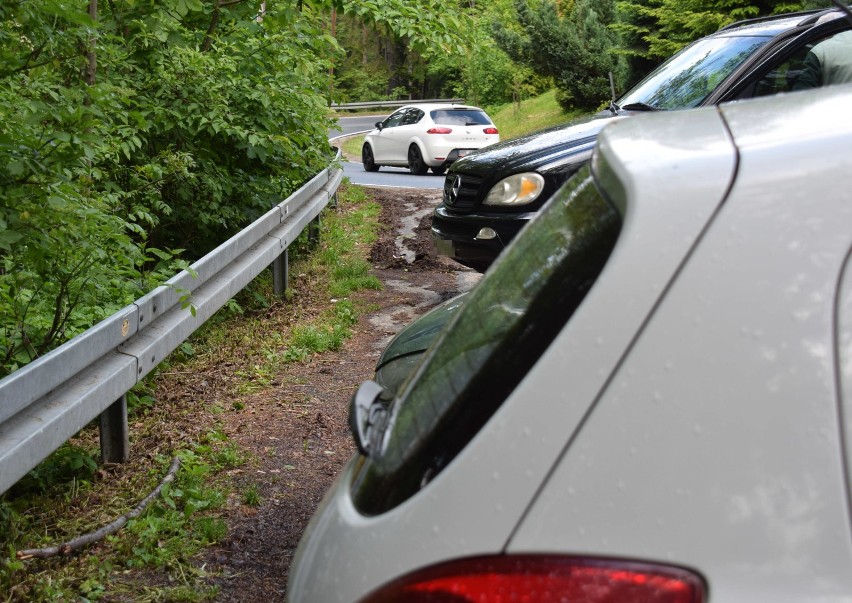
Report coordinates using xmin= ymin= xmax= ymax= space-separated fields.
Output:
xmin=406 ymin=136 xmax=431 ymax=164
xmin=363 ymin=133 xmax=384 ymax=163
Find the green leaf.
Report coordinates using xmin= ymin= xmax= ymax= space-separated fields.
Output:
xmin=147 ymin=248 xmax=173 ymax=260
xmin=7 ymin=161 xmax=26 ymax=177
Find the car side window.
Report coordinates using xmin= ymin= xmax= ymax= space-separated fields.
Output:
xmin=349 ymin=166 xmax=622 ymax=515
xmin=382 ymin=110 xmax=406 ymax=129
xmin=400 ymin=109 xmax=423 ymax=126
xmin=744 ymin=31 xmax=844 ymax=98
xmin=750 ymin=44 xmax=815 ymax=97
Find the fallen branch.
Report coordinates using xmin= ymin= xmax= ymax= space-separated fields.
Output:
xmin=16 ymin=456 xmax=182 ymax=560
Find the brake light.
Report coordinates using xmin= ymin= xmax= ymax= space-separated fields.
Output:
xmin=484 ymin=127 xmax=499 ymax=135
xmin=358 ymin=555 xmax=705 ymax=603
xmin=427 ymin=127 xmax=453 ymax=134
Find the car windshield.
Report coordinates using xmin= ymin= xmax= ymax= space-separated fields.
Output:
xmin=350 ymin=166 xmax=622 ymax=514
xmin=618 ymin=34 xmax=773 ymax=110
xmin=431 ymin=108 xmax=492 ymax=125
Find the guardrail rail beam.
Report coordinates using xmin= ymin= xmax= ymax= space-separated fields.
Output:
xmin=0 ymin=151 xmax=343 ymax=495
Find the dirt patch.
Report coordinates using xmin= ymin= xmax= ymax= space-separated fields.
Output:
xmin=195 ymin=186 xmax=480 ymax=600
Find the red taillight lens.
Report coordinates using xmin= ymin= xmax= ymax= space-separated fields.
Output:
xmin=427 ymin=127 xmax=453 ymax=134
xmin=359 ymin=555 xmax=705 ymax=603
xmin=484 ymin=127 xmax=499 ymax=135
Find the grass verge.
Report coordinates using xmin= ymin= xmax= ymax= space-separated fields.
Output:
xmin=0 ymin=183 xmax=381 ymax=602
xmin=485 ymin=89 xmax=584 ymax=139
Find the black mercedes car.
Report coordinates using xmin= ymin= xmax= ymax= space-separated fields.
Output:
xmin=432 ymin=7 xmax=851 ymax=271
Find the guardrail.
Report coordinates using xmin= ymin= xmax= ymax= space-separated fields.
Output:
xmin=0 ymin=151 xmax=344 ymax=496
xmin=331 ymin=98 xmax=464 ymax=111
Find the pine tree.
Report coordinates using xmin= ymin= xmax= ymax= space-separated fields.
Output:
xmin=493 ymin=0 xmax=627 ymax=111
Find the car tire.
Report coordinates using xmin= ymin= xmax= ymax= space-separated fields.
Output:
xmin=431 ymin=166 xmax=446 ymax=176
xmin=362 ymin=144 xmax=379 ymax=172
xmin=408 ymin=145 xmax=428 ymax=175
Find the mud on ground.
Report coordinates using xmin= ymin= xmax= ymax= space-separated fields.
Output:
xmin=190 ymin=186 xmax=480 ymax=600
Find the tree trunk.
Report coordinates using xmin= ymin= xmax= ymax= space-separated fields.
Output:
xmin=86 ymin=0 xmax=97 ymax=88
xmin=202 ymin=2 xmax=221 ymax=53
xmin=385 ymin=37 xmax=408 ymax=97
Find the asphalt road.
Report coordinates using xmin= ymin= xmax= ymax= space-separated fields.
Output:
xmin=330 ymin=114 xmax=384 ymax=137
xmin=332 ymin=115 xmax=445 ymax=190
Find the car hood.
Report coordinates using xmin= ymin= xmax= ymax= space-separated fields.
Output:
xmin=450 ymin=113 xmax=619 ymax=175
xmin=375 ymin=292 xmax=469 ymax=371
xmin=373 ymin=293 xmax=470 ymax=396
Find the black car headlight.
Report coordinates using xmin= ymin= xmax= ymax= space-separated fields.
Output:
xmin=483 ymin=172 xmax=545 ymax=206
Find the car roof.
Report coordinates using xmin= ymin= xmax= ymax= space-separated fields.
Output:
xmin=713 ymin=8 xmax=828 ymax=37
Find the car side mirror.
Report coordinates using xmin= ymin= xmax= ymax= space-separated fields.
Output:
xmin=375 ymin=121 xmax=383 ymax=131
xmin=349 ymin=380 xmax=392 ymax=457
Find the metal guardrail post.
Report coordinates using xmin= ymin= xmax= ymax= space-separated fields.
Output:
xmin=309 ymin=215 xmax=321 ymax=245
xmin=273 ymin=250 xmax=289 ymax=297
xmin=99 ymin=395 xmax=129 ymax=463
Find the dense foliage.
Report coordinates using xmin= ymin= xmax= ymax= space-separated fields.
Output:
xmin=615 ymin=0 xmax=830 ymax=66
xmin=0 ymin=0 xmax=470 ymax=376
xmin=493 ymin=0 xmax=627 ymax=111
xmin=0 ymin=0 xmax=838 ymax=375
xmin=333 ymin=0 xmax=836 ymax=110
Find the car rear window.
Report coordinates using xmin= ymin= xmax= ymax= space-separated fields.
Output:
xmin=430 ymin=108 xmax=492 ymax=126
xmin=350 ymin=166 xmax=622 ymax=515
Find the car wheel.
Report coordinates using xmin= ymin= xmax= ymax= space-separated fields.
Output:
xmin=408 ymin=145 xmax=428 ymax=175
xmin=362 ymin=144 xmax=379 ymax=172
xmin=431 ymin=165 xmax=446 ymax=176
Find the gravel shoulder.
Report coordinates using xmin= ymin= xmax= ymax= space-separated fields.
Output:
xmin=197 ymin=184 xmax=481 ymax=600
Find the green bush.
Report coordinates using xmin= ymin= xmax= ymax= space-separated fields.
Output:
xmin=0 ymin=3 xmax=337 ymax=376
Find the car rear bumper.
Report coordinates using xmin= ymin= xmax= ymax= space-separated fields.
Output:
xmin=426 ymin=147 xmax=485 ymax=168
xmin=430 ymin=205 xmax=536 ymax=271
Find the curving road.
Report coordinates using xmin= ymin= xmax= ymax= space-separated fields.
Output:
xmin=331 ymin=115 xmax=445 ymax=190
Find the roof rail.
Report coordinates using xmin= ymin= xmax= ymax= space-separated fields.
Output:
xmin=717 ymin=9 xmax=820 ymax=33
xmin=796 ymin=5 xmax=851 ymax=26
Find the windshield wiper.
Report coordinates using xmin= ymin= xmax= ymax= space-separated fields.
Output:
xmin=618 ymin=102 xmax=660 ymax=112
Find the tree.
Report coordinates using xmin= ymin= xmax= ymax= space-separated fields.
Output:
xmin=615 ymin=0 xmax=835 ymax=65
xmin=494 ymin=0 xmax=628 ymax=111
xmin=0 ymin=0 xmax=473 ymax=375
xmin=423 ymin=0 xmax=549 ymax=107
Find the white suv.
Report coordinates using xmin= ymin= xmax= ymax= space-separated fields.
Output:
xmin=288 ymin=84 xmax=852 ymax=602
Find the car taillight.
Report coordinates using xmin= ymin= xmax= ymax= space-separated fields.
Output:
xmin=358 ymin=555 xmax=705 ymax=603
xmin=427 ymin=127 xmax=453 ymax=134
xmin=484 ymin=127 xmax=499 ymax=134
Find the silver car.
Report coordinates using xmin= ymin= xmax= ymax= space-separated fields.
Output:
xmin=287 ymin=84 xmax=852 ymax=602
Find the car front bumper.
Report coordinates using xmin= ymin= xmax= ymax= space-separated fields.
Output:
xmin=430 ymin=204 xmax=536 ymax=271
